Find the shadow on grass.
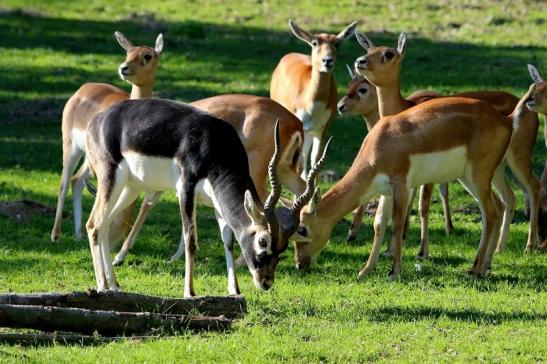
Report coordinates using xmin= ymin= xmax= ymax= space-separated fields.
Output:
xmin=367 ymin=305 xmax=547 ymax=324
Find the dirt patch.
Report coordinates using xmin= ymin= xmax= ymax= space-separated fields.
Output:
xmin=0 ymin=199 xmax=59 ymax=222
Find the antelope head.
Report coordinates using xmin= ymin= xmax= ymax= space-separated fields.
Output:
xmin=337 ymin=64 xmax=378 ymax=116
xmin=114 ymin=31 xmax=164 ymax=87
xmin=354 ymin=31 xmax=407 ymax=87
xmin=289 ymin=20 xmax=357 ymax=74
xmin=526 ymin=64 xmax=547 ymax=114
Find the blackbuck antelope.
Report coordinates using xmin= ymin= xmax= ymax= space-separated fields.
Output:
xmin=51 ymin=31 xmax=163 ymax=242
xmin=353 ymin=32 xmax=539 ymax=256
xmin=291 ymin=38 xmax=538 ymax=280
xmin=111 ymin=95 xmax=306 ymax=265
xmin=85 ymin=99 xmax=327 ymax=296
xmin=526 ymin=64 xmax=547 ymax=250
xmin=338 ymin=65 xmax=525 ymax=257
xmin=270 ymin=20 xmax=357 ymax=176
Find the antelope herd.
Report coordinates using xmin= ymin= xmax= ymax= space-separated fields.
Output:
xmin=49 ymin=22 xmax=546 ymax=296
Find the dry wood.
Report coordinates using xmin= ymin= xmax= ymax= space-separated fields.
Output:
xmin=0 ymin=304 xmax=231 ymax=336
xmin=0 ymin=291 xmax=246 ymax=319
xmin=0 ymin=332 xmax=159 ymax=346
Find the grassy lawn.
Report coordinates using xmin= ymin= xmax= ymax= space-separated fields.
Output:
xmin=0 ymin=0 xmax=546 ymax=362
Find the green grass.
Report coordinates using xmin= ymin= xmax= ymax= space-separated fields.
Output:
xmin=0 ymin=1 xmax=546 ymax=362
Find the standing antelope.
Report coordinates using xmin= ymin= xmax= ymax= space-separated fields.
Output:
xmin=352 ymin=32 xmax=539 ymax=256
xmin=270 ymin=20 xmax=357 ymax=176
xmin=85 ymin=98 xmax=328 ymax=295
xmin=526 ymin=64 xmax=547 ymax=250
xmin=291 ymin=39 xmax=537 ymax=280
xmin=338 ymin=66 xmax=526 ymax=256
xmin=111 ymin=95 xmax=307 ymax=265
xmin=51 ymin=31 xmax=163 ymax=242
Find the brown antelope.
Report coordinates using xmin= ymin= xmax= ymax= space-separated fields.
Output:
xmin=292 ymin=34 xmax=537 ymax=279
xmin=352 ymin=32 xmax=539 ymax=255
xmin=270 ymin=20 xmax=357 ymax=176
xmin=85 ymin=100 xmax=327 ymax=295
xmin=338 ymin=66 xmax=527 ymax=257
xmin=526 ymin=64 xmax=547 ymax=250
xmin=111 ymin=95 xmax=307 ymax=265
xmin=51 ymin=31 xmax=163 ymax=242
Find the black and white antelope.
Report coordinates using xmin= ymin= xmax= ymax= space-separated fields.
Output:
xmin=85 ymin=98 xmax=327 ymax=296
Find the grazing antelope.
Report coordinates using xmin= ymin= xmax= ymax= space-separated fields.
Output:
xmin=51 ymin=31 xmax=163 ymax=242
xmin=85 ymin=98 xmax=328 ymax=295
xmin=526 ymin=64 xmax=547 ymax=250
xmin=111 ymin=95 xmax=306 ymax=265
xmin=338 ymin=66 xmax=525 ymax=256
xmin=270 ymin=20 xmax=357 ymax=176
xmin=352 ymin=32 xmax=539 ymax=255
xmin=292 ymin=37 xmax=537 ymax=280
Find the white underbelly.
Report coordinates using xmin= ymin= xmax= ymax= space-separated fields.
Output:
xmin=407 ymin=146 xmax=467 ymax=187
xmin=124 ymin=152 xmax=180 ymax=191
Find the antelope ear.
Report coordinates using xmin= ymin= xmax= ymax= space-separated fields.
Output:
xmin=114 ymin=31 xmax=134 ymax=51
xmin=307 ymin=187 xmax=321 ymax=215
xmin=289 ymin=19 xmax=314 ymax=46
xmin=355 ymin=31 xmax=374 ymax=51
xmin=155 ymin=33 xmax=164 ymax=55
xmin=346 ymin=64 xmax=357 ymax=80
xmin=397 ymin=32 xmax=407 ymax=59
xmin=336 ymin=21 xmax=357 ymax=41
xmin=244 ymin=190 xmax=264 ymax=226
xmin=528 ymin=64 xmax=544 ymax=84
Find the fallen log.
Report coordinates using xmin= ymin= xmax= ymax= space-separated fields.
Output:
xmin=0 ymin=304 xmax=231 ymax=336
xmin=0 ymin=291 xmax=246 ymax=319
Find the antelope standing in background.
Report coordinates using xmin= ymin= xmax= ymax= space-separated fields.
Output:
xmin=526 ymin=64 xmax=547 ymax=250
xmin=338 ymin=65 xmax=525 ymax=257
xmin=353 ymin=32 xmax=539 ymax=256
xmin=51 ymin=31 xmax=163 ymax=242
xmin=270 ymin=20 xmax=356 ymax=175
xmin=111 ymin=95 xmax=307 ymax=265
xmin=85 ymin=99 xmax=327 ymax=295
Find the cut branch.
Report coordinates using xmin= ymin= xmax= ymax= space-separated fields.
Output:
xmin=0 ymin=304 xmax=231 ymax=336
xmin=0 ymin=291 xmax=246 ymax=319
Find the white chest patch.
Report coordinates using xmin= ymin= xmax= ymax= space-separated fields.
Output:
xmin=296 ymin=101 xmax=332 ymax=133
xmin=124 ymin=152 xmax=181 ymax=192
xmin=407 ymin=146 xmax=467 ymax=187
xmin=71 ymin=128 xmax=87 ymax=152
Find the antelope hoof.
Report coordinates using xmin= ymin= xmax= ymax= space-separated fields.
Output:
xmin=184 ymin=290 xmax=196 ymax=298
xmin=382 ymin=249 xmax=393 ymax=257
xmin=50 ymin=231 xmax=60 ymax=243
xmin=357 ymin=266 xmax=374 ymax=280
xmin=112 ymin=255 xmax=125 ymax=266
xmin=417 ymin=249 xmax=429 ymax=260
xmin=388 ymin=268 xmax=400 ymax=281
xmin=445 ymin=224 xmax=454 ymax=236
xmin=346 ymin=233 xmax=356 ymax=242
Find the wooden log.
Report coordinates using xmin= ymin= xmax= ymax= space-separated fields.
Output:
xmin=0 ymin=291 xmax=246 ymax=319
xmin=0 ymin=333 xmax=158 ymax=346
xmin=0 ymin=304 xmax=231 ymax=336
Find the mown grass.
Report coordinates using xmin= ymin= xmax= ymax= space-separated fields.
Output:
xmin=0 ymin=1 xmax=546 ymax=362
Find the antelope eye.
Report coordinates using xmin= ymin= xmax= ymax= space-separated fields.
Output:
xmin=384 ymin=51 xmax=394 ymax=60
xmin=358 ymin=87 xmax=368 ymax=94
xmin=311 ymin=40 xmax=318 ymax=47
xmin=297 ymin=225 xmax=307 ymax=237
xmin=144 ymin=54 xmax=153 ymax=61
xmin=258 ymin=237 xmax=268 ymax=248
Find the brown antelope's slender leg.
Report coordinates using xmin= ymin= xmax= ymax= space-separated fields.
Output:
xmin=506 ymin=154 xmax=540 ymax=252
xmin=177 ymin=176 xmax=198 ymax=298
xmin=483 ymin=193 xmax=504 ymax=272
xmin=490 ymin=165 xmax=516 ymax=253
xmin=438 ymin=183 xmax=453 ymax=235
xmin=347 ymin=205 xmax=365 ymax=242
xmin=113 ymin=191 xmax=161 ymax=266
xmin=70 ymin=160 xmax=90 ymax=240
xmin=386 ymin=188 xmax=415 ymax=256
xmin=52 ymin=146 xmax=84 ymax=242
xmin=358 ymin=195 xmax=391 ymax=278
xmin=418 ymin=184 xmax=433 ymax=259
xmin=389 ymin=183 xmax=411 ymax=280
